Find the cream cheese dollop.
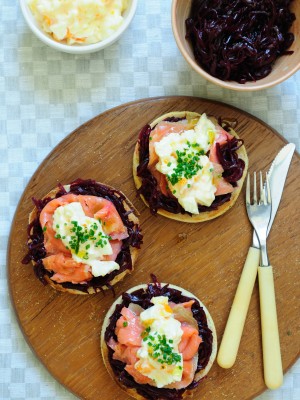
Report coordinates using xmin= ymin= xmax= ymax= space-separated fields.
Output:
xmin=154 ymin=113 xmax=217 ymax=214
xmin=27 ymin=0 xmax=128 ymax=45
xmin=52 ymin=202 xmax=119 ymax=277
xmin=134 ymin=296 xmax=183 ymax=388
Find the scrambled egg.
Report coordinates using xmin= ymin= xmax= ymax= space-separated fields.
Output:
xmin=135 ymin=296 xmax=183 ymax=388
xmin=154 ymin=113 xmax=217 ymax=214
xmin=52 ymin=202 xmax=119 ymax=277
xmin=28 ymin=0 xmax=128 ymax=45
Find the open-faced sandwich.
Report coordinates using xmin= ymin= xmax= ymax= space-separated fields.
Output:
xmin=22 ymin=179 xmax=143 ymax=294
xmin=133 ymin=111 xmax=248 ymax=222
xmin=101 ymin=277 xmax=217 ymax=399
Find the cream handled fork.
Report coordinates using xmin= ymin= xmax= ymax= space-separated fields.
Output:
xmin=246 ymin=172 xmax=283 ymax=390
xmin=217 ymin=241 xmax=259 ymax=369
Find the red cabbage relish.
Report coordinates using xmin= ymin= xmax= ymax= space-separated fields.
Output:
xmin=104 ymin=279 xmax=214 ymax=400
xmin=136 ymin=117 xmax=245 ymax=215
xmin=185 ymin=0 xmax=295 ymax=83
xmin=22 ymin=179 xmax=143 ymax=293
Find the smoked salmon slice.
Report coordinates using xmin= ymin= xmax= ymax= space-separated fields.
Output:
xmin=180 ymin=300 xmax=195 ymax=309
xmin=125 ymin=365 xmax=153 ymax=385
xmin=102 ymin=240 xmax=122 ymax=262
xmin=215 ymin=178 xmax=234 ymax=195
xmin=108 ymin=338 xmax=139 ymax=365
xmin=115 ymin=307 xmax=143 ymax=347
xmin=209 ymin=126 xmax=235 ymax=195
xmin=40 ymin=193 xmax=78 ymax=255
xmin=78 ymin=195 xmax=128 ymax=240
xmin=42 ymin=254 xmax=92 ymax=283
xmin=170 ymin=301 xmax=198 ymax=329
xmin=211 ymin=161 xmax=234 ymax=195
xmin=179 ymin=323 xmax=202 ymax=360
xmin=149 ymin=168 xmax=169 ymax=196
xmin=209 ymin=125 xmax=233 ymax=164
xmin=148 ymin=121 xmax=188 ymax=197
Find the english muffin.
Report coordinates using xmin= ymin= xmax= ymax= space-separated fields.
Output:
xmin=101 ymin=279 xmax=217 ymax=399
xmin=133 ymin=111 xmax=248 ymax=222
xmin=23 ymin=178 xmax=143 ymax=294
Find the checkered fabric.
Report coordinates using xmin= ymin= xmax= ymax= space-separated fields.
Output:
xmin=0 ymin=0 xmax=299 ymax=399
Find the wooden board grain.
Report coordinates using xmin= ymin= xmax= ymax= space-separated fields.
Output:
xmin=8 ymin=97 xmax=300 ymax=400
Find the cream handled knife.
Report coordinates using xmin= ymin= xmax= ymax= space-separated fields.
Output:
xmin=217 ymin=143 xmax=295 ymax=369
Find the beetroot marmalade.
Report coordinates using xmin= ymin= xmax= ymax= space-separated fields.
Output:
xmin=186 ymin=0 xmax=295 ymax=83
xmin=104 ymin=280 xmax=213 ymax=400
xmin=22 ymin=179 xmax=143 ymax=293
xmin=136 ymin=116 xmax=245 ymax=215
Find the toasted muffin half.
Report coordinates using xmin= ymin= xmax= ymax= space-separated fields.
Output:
xmin=101 ymin=281 xmax=217 ymax=400
xmin=133 ymin=111 xmax=248 ymax=222
xmin=23 ymin=179 xmax=143 ymax=295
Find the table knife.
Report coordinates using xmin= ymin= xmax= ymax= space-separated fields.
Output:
xmin=217 ymin=143 xmax=295 ymax=369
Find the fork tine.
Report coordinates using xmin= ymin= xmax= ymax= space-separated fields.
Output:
xmin=246 ymin=173 xmax=250 ymax=204
xmin=266 ymin=172 xmax=271 ymax=204
xmin=246 ymin=171 xmax=272 ymax=268
xmin=259 ymin=171 xmax=266 ymax=205
xmin=253 ymin=172 xmax=257 ymax=204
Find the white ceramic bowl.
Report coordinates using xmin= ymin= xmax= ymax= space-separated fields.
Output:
xmin=20 ymin=0 xmax=137 ymax=54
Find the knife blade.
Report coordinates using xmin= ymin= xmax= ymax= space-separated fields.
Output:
xmin=217 ymin=142 xmax=295 ymax=369
xmin=252 ymin=143 xmax=295 ymax=248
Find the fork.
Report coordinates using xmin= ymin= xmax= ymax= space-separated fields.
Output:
xmin=246 ymin=172 xmax=283 ymax=390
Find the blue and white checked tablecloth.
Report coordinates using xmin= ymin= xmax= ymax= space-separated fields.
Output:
xmin=0 ymin=1 xmax=299 ymax=399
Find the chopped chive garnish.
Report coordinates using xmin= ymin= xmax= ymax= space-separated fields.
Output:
xmin=166 ymin=144 xmax=205 ymax=185
xmin=57 ymin=220 xmax=110 ymax=255
xmin=142 ymin=330 xmax=182 ymax=367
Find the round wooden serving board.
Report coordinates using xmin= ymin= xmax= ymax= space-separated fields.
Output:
xmin=8 ymin=97 xmax=300 ymax=400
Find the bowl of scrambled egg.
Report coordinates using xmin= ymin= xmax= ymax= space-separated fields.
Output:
xmin=20 ymin=0 xmax=137 ymax=54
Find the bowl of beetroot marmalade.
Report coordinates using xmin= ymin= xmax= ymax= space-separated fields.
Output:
xmin=172 ymin=0 xmax=300 ymax=91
